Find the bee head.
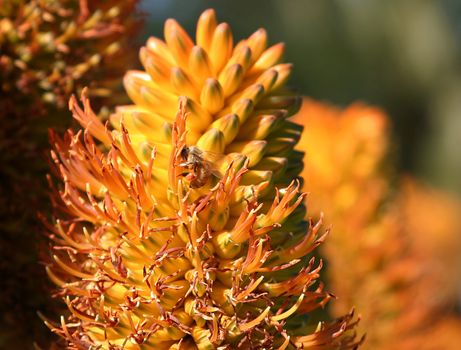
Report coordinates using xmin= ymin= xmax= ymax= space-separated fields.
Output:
xmin=180 ymin=146 xmax=189 ymax=160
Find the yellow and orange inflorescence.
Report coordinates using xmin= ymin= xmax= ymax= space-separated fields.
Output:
xmin=293 ymin=98 xmax=461 ymax=349
xmin=43 ymin=10 xmax=363 ymax=350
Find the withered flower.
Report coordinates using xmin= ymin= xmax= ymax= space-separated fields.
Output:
xmin=0 ymin=1 xmax=141 ymax=347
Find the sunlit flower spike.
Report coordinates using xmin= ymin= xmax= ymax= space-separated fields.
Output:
xmin=44 ymin=9 xmax=363 ymax=350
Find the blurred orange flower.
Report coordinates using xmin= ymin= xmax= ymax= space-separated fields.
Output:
xmin=293 ymin=98 xmax=461 ymax=349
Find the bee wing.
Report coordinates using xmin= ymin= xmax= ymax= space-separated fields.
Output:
xmin=200 ymin=150 xmax=224 ymax=179
xmin=210 ymin=167 xmax=223 ymax=179
xmin=200 ymin=149 xmax=223 ymax=163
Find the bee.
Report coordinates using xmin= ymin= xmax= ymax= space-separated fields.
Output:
xmin=179 ymin=146 xmax=222 ymax=188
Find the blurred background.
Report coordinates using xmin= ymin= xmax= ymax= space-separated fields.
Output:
xmin=141 ymin=0 xmax=461 ymax=196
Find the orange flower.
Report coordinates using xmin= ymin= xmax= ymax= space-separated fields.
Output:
xmin=43 ymin=11 xmax=362 ymax=350
xmin=293 ymin=98 xmax=461 ymax=349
